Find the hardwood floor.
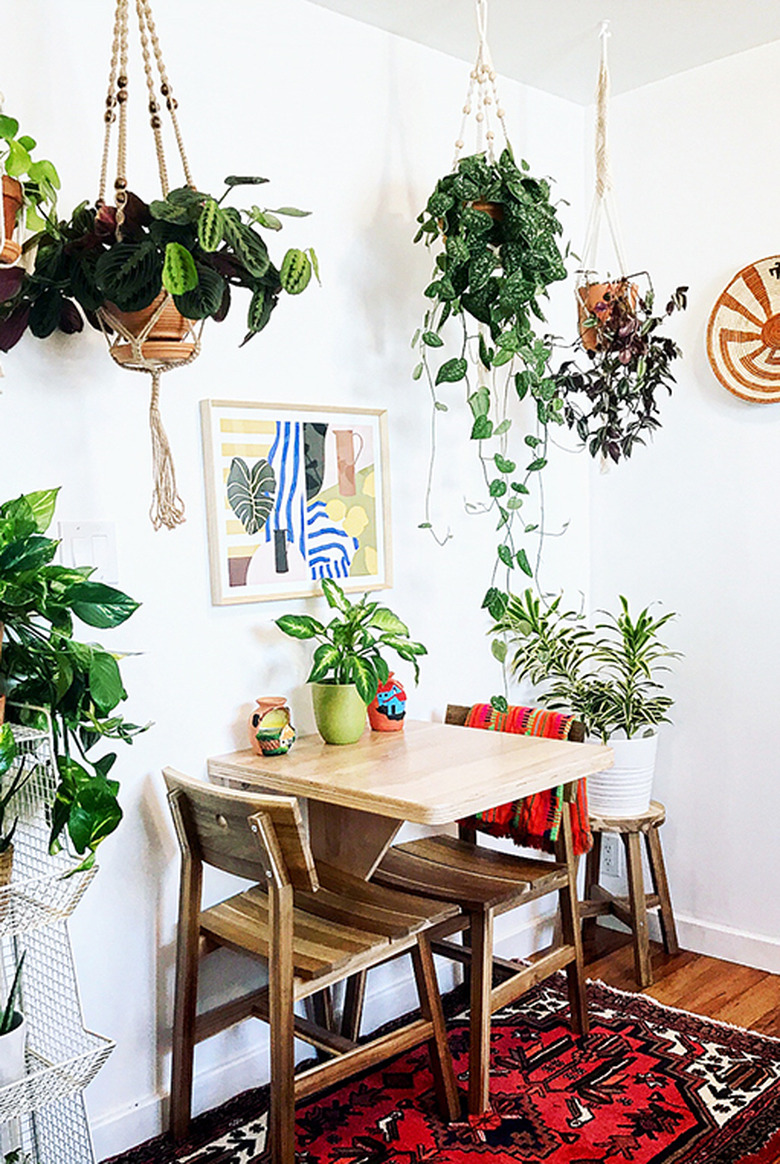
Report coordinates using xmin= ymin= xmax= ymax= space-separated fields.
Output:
xmin=583 ymin=926 xmax=780 ymax=1038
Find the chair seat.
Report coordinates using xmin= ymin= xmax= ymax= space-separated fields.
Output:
xmin=374 ymin=834 xmax=569 ymax=912
xmin=201 ymin=863 xmax=458 ymax=982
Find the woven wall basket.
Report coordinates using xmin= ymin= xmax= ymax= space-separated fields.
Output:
xmin=707 ymin=256 xmax=780 ymax=403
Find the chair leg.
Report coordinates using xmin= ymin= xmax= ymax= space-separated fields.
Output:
xmin=645 ymin=825 xmax=680 ymax=956
xmin=624 ymin=831 xmax=652 ymax=988
xmin=582 ymin=831 xmax=603 ymax=940
xmin=556 ymin=799 xmax=589 ymax=1037
xmin=170 ymin=854 xmax=202 ymax=1141
xmin=341 ymin=972 xmax=367 ymax=1041
xmin=411 ymin=937 xmax=460 ymax=1121
xmin=269 ymin=883 xmax=296 ymax=1164
xmin=468 ymin=905 xmax=494 ymax=1115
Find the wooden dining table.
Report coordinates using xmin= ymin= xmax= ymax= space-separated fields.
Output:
xmin=207 ymin=719 xmax=613 ymax=879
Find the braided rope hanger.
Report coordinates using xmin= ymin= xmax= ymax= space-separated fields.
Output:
xmin=96 ymin=0 xmax=202 ymax=531
xmin=452 ymin=0 xmax=510 ymax=169
xmin=580 ymin=21 xmax=630 ymax=280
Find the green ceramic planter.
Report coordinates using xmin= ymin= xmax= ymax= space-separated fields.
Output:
xmin=311 ymin=682 xmax=367 ymax=745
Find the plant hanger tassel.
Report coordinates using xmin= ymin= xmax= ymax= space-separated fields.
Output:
xmin=580 ymin=21 xmax=630 ymax=280
xmin=96 ymin=0 xmax=202 ymax=530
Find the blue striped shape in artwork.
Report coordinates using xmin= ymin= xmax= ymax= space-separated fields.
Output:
xmin=266 ymin=422 xmax=305 ymax=559
xmin=307 ymin=500 xmax=359 ymax=580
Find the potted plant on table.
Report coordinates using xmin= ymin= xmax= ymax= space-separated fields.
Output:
xmin=0 ymin=176 xmax=317 ymax=354
xmin=0 ymin=488 xmax=146 ymax=869
xmin=556 ymin=277 xmax=688 ymax=464
xmin=275 ymin=578 xmax=427 ymax=745
xmin=0 ymin=110 xmax=61 ymax=265
xmin=493 ymin=588 xmax=680 ymax=815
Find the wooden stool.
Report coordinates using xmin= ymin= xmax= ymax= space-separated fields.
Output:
xmin=582 ymin=801 xmax=679 ymax=988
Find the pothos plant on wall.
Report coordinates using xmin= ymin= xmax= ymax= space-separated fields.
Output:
xmin=413 ymin=144 xmax=569 ymax=622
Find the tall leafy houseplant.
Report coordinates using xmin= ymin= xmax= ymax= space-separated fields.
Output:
xmin=0 ymin=111 xmax=61 ymax=238
xmin=276 ymin=579 xmax=426 ymax=744
xmin=0 ymin=176 xmax=317 ymax=352
xmin=413 ymin=147 xmax=568 ymax=614
xmin=558 ymin=278 xmax=688 ymax=464
xmin=493 ymin=588 xmax=679 ymax=743
xmin=0 ymin=489 xmax=146 ymax=869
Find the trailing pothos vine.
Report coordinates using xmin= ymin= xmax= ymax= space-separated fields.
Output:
xmin=412 ymin=146 xmax=569 ymax=621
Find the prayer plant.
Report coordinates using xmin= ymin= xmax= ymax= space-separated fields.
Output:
xmin=275 ymin=578 xmax=426 ymax=705
xmin=0 ymin=488 xmax=146 ymax=870
xmin=412 ymin=146 xmax=569 ymax=616
xmin=0 ymin=176 xmax=318 ymax=352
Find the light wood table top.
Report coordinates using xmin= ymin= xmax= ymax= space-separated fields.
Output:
xmin=208 ymin=719 xmax=613 ymax=826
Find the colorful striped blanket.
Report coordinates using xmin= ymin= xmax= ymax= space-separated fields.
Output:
xmin=458 ymin=703 xmax=592 ymax=856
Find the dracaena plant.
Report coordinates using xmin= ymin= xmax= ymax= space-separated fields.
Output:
xmin=275 ymin=578 xmax=427 ymax=705
xmin=412 ymin=146 xmax=569 ymax=616
xmin=556 ymin=277 xmax=688 ymax=463
xmin=0 ymin=488 xmax=147 ymax=870
xmin=492 ymin=587 xmax=680 ymax=743
xmin=0 ymin=175 xmax=318 ymax=352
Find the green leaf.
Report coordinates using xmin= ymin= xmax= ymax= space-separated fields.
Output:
xmin=494 ymin=419 xmax=511 ymax=435
xmin=15 ymin=488 xmax=58 ymax=534
xmin=494 ymin=454 xmax=516 ymax=474
xmin=0 ymin=535 xmax=56 ymax=574
xmin=321 ymin=577 xmax=349 ymax=613
xmin=226 ymin=220 xmax=271 ymax=279
xmin=226 ymin=457 xmax=276 ymax=535
xmin=88 ymin=651 xmax=126 ymax=714
xmin=279 ymin=247 xmax=312 ymax=293
xmin=471 ymin=415 xmax=493 ymax=440
xmin=95 ymin=239 xmax=162 ymax=313
xmin=224 ymin=175 xmax=269 ymax=187
xmin=511 ymin=482 xmax=530 ymax=494
xmin=0 ymin=726 xmax=16 ymax=779
xmin=197 ymin=198 xmax=226 ymax=251
xmin=491 ymin=638 xmax=507 ymax=663
xmin=481 ymin=587 xmax=509 ymax=620
xmin=491 ymin=694 xmax=508 ymax=714
xmin=526 ymin=457 xmax=548 ymax=472
xmin=412 ymin=362 xmax=423 ymax=380
xmin=276 ymin=614 xmax=324 ymax=640
xmin=174 ymin=262 xmax=225 ymax=319
xmin=272 ymin=206 xmax=311 ymax=217
xmin=422 ymin=331 xmax=444 ymax=347
xmin=307 ymin=643 xmax=342 ymax=682
xmin=434 ymin=401 xmax=448 ymax=411
xmin=5 ymin=139 xmax=31 ymax=178
xmin=351 ymin=656 xmax=378 ymax=704
xmin=250 ymin=208 xmax=283 ymax=231
xmin=308 ymin=247 xmax=321 ymax=285
xmin=0 ymin=116 xmax=19 ymax=140
xmin=497 ymin=544 xmax=513 ymax=567
xmin=67 ymin=582 xmax=140 ymax=628
xmin=516 ymin=548 xmax=533 ymax=576
xmin=368 ymin=608 xmax=409 ymax=635
xmin=435 ymin=357 xmax=467 ymax=385
xmin=468 ymin=386 xmax=490 ymax=418
xmin=162 ymin=242 xmax=198 ymax=295
xmin=489 ymin=479 xmax=507 ymax=497
xmin=478 ymin=334 xmax=493 ymax=368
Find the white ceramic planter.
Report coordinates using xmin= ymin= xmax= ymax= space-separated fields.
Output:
xmin=587 ymin=734 xmax=658 ymax=817
xmin=0 ymin=1013 xmax=26 ymax=1087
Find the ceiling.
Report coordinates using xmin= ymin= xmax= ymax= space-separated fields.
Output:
xmin=307 ymin=0 xmax=780 ymax=105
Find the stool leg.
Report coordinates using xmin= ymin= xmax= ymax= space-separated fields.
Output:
xmin=645 ymin=826 xmax=680 ymax=956
xmin=556 ymin=801 xmax=589 ymax=1037
xmin=582 ymin=832 xmax=603 ymax=940
xmin=623 ymin=832 xmax=652 ymax=988
xmin=468 ymin=905 xmax=494 ymax=1115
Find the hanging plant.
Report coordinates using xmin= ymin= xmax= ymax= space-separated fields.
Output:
xmin=413 ymin=1 xmax=569 ymax=620
xmin=0 ymin=108 xmax=61 ymax=265
xmin=561 ymin=23 xmax=687 ymax=465
xmin=0 ymin=0 xmax=317 ymax=532
xmin=556 ymin=277 xmax=687 ymax=462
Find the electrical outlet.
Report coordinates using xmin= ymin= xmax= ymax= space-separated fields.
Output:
xmin=601 ymin=833 xmax=622 ymax=878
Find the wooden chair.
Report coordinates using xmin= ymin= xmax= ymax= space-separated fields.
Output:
xmin=164 ymin=768 xmax=460 ymax=1163
xmin=361 ymin=704 xmax=589 ymax=1115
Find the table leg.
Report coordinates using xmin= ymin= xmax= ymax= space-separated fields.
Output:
xmin=308 ymin=802 xmax=403 ymax=879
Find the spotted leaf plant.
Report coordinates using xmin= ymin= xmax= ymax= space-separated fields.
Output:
xmin=413 ymin=146 xmax=570 ymax=622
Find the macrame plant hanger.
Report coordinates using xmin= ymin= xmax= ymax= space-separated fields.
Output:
xmin=579 ymin=21 xmax=630 ymax=287
xmin=452 ymin=0 xmax=510 ymax=172
xmin=97 ymin=0 xmax=204 ymax=530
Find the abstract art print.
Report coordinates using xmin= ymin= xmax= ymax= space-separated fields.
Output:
xmin=201 ymin=400 xmax=391 ymax=604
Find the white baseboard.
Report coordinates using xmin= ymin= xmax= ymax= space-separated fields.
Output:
xmin=91 ymin=905 xmax=780 ymax=1159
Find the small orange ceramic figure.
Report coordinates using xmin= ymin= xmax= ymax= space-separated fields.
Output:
xmin=367 ymin=673 xmax=407 ymax=732
xmin=249 ymin=697 xmax=296 ymax=756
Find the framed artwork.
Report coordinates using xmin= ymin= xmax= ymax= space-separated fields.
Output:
xmin=201 ymin=400 xmax=392 ymax=604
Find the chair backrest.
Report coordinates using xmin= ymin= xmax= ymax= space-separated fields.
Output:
xmin=445 ymin=703 xmax=586 ymax=743
xmin=163 ymin=767 xmax=318 ymax=892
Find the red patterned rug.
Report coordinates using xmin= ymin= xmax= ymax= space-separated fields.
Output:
xmin=103 ymin=977 xmax=780 ymax=1163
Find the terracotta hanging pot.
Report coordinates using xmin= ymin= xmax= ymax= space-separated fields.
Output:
xmin=471 ymin=200 xmax=503 ymax=222
xmin=0 ymin=177 xmax=23 ymax=266
xmin=577 ymin=280 xmax=638 ymax=352
xmin=106 ymin=292 xmax=197 ymax=366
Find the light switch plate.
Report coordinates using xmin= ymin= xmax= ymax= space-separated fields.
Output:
xmin=58 ymin=521 xmax=119 ymax=585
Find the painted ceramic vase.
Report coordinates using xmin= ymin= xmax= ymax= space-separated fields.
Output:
xmin=367 ymin=672 xmax=407 ymax=732
xmin=248 ymin=697 xmax=296 ymax=756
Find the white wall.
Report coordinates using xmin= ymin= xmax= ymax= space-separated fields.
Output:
xmin=0 ymin=1 xmax=587 ymax=1155
xmin=591 ymin=42 xmax=780 ymax=972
